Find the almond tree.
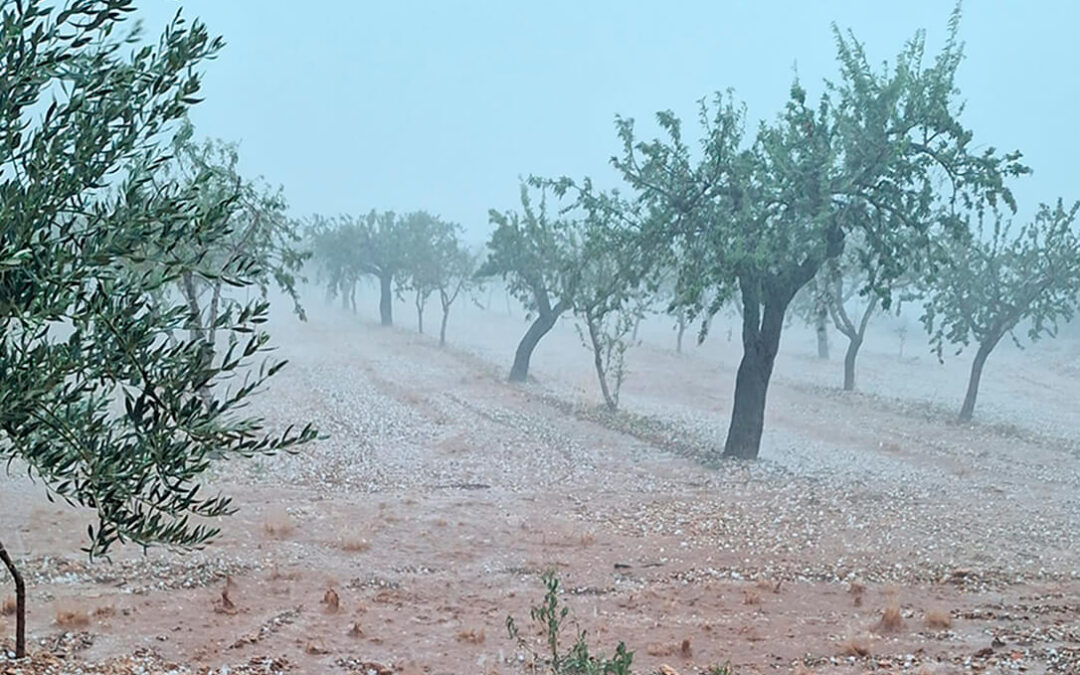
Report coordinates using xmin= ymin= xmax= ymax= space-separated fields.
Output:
xmin=434 ymin=239 xmax=479 ymax=347
xmin=920 ymin=201 xmax=1080 ymax=421
xmin=358 ymin=210 xmax=409 ymax=327
xmin=307 ymin=214 xmax=365 ymax=312
xmin=398 ymin=211 xmax=455 ymax=336
xmin=308 ymin=211 xmax=409 ymax=326
xmin=572 ymin=221 xmax=647 ymax=411
xmin=0 ymin=1 xmax=315 ymax=657
xmin=610 ymin=12 xmax=1025 ymax=458
xmin=480 ymin=184 xmax=585 ymax=382
xmin=157 ymin=121 xmax=310 ymax=351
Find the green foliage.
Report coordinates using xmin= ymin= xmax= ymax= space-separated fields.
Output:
xmin=506 ymin=572 xmax=634 ymax=675
xmin=306 ymin=214 xmax=366 ymax=309
xmin=920 ymin=200 xmax=1080 ymax=357
xmin=148 ymin=119 xmax=310 ymax=340
xmin=480 ymin=183 xmax=586 ymax=322
xmin=0 ymin=0 xmax=316 ymax=564
xmin=597 ymin=9 xmax=1027 ymax=457
xmin=571 ymin=214 xmax=649 ymax=411
xmin=394 ymin=211 xmax=477 ymax=338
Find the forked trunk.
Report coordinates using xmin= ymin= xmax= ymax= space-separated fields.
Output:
xmin=723 ymin=289 xmax=790 ymax=460
xmin=0 ymin=539 xmax=26 ymax=658
xmin=509 ymin=310 xmax=559 ymax=383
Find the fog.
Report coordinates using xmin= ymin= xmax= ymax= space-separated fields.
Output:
xmin=4 ymin=3 xmax=1080 ymax=674
xmin=136 ymin=1 xmax=1080 ymax=241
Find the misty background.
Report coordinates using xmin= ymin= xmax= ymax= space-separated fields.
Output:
xmin=135 ymin=1 xmax=1080 ymax=244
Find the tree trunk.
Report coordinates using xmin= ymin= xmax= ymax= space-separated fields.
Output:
xmin=378 ymin=272 xmax=393 ymax=326
xmin=349 ymin=280 xmax=357 ymax=313
xmin=959 ymin=338 xmax=998 ymax=422
xmin=723 ymin=291 xmax=789 ymax=460
xmin=676 ymin=311 xmax=686 ymax=354
xmin=180 ymin=272 xmax=213 ymax=402
xmin=509 ymin=311 xmax=559 ymax=383
xmin=843 ymin=336 xmax=861 ymax=391
xmin=0 ymin=539 xmax=26 ymax=659
xmin=587 ymin=316 xmax=618 ymax=411
xmin=207 ymin=281 xmax=222 ymax=346
xmin=414 ymin=289 xmax=424 ymax=334
xmin=181 ymin=271 xmax=204 ymax=342
xmin=815 ymin=306 xmax=829 ymax=359
xmin=439 ymin=306 xmax=450 ymax=347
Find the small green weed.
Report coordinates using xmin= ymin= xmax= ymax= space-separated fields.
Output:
xmin=507 ymin=571 xmax=634 ymax=675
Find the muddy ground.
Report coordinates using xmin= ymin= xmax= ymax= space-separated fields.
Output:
xmin=2 ymin=290 xmax=1079 ymax=675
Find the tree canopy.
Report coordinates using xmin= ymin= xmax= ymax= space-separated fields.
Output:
xmin=480 ymin=184 xmax=587 ymax=382
xmin=0 ymin=0 xmax=315 ymax=657
xmin=605 ymin=13 xmax=1026 ymax=458
xmin=919 ymin=200 xmax=1080 ymax=420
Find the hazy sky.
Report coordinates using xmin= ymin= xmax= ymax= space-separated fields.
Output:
xmin=137 ymin=2 xmax=1078 ymax=243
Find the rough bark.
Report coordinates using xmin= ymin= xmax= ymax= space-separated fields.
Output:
xmin=509 ymin=310 xmax=560 ymax=383
xmin=378 ymin=272 xmax=393 ymax=326
xmin=0 ymin=539 xmax=26 ymax=659
xmin=959 ymin=336 xmax=1000 ymax=422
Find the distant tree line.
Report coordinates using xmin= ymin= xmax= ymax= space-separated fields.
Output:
xmin=305 ymin=210 xmax=479 ymax=346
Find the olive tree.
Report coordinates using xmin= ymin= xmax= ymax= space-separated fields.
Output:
xmin=480 ymin=184 xmax=585 ymax=382
xmin=0 ymin=1 xmax=315 ymax=657
xmin=610 ymin=14 xmax=1024 ymax=459
xmin=920 ymin=200 xmax=1080 ymax=421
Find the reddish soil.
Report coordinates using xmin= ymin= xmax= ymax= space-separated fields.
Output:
xmin=2 ymin=293 xmax=1078 ymax=674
